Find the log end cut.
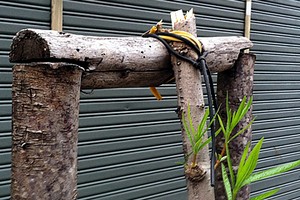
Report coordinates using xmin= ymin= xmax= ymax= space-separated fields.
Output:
xmin=10 ymin=29 xmax=52 ymax=62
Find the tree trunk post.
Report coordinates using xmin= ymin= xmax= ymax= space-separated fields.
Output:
xmin=170 ymin=9 xmax=215 ymax=200
xmin=215 ymin=53 xmax=256 ymax=200
xmin=11 ymin=63 xmax=82 ymax=200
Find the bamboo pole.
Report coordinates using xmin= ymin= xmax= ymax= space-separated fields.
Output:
xmin=244 ymin=0 xmax=252 ymax=53
xmin=51 ymin=0 xmax=63 ymax=31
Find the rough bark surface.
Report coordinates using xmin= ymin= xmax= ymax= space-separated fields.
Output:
xmin=11 ymin=63 xmax=82 ymax=200
xmin=215 ymin=53 xmax=256 ymax=200
xmin=170 ymin=10 xmax=214 ymax=200
xmin=9 ymin=29 xmax=252 ymax=89
xmin=81 ymin=70 xmax=173 ymax=89
xmin=200 ymin=37 xmax=251 ymax=73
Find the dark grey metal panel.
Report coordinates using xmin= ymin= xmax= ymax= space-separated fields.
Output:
xmin=250 ymin=0 xmax=300 ymax=199
xmin=0 ymin=1 xmax=50 ymax=199
xmin=63 ymin=0 xmax=244 ymax=37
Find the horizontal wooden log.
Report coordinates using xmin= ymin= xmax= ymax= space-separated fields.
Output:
xmin=81 ymin=70 xmax=173 ymax=89
xmin=10 ymin=29 xmax=253 ymax=88
xmin=24 ymin=62 xmax=173 ymax=89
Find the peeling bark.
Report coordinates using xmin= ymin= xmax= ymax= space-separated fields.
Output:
xmin=215 ymin=53 xmax=256 ymax=200
xmin=170 ymin=10 xmax=214 ymax=200
xmin=11 ymin=63 xmax=82 ymax=200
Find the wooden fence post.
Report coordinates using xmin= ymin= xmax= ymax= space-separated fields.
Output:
xmin=170 ymin=9 xmax=214 ymax=200
xmin=51 ymin=0 xmax=63 ymax=32
xmin=11 ymin=63 xmax=82 ymax=200
xmin=215 ymin=53 xmax=256 ymax=200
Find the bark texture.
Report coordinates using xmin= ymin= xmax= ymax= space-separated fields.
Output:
xmin=215 ymin=53 xmax=256 ymax=200
xmin=11 ymin=63 xmax=82 ymax=200
xmin=10 ymin=29 xmax=252 ymax=89
xmin=170 ymin=10 xmax=214 ymax=200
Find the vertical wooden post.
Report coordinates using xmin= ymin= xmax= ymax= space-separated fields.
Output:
xmin=171 ymin=9 xmax=214 ymax=200
xmin=244 ymin=0 xmax=252 ymax=53
xmin=51 ymin=0 xmax=63 ymax=31
xmin=11 ymin=63 xmax=82 ymax=200
xmin=215 ymin=53 xmax=256 ymax=200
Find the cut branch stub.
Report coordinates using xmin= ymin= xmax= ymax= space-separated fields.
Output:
xmin=10 ymin=29 xmax=252 ymax=89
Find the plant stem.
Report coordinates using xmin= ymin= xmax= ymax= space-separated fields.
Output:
xmin=191 ymin=153 xmax=197 ymax=167
xmin=232 ymin=189 xmax=238 ymax=200
xmin=226 ymin=142 xmax=235 ymax=187
xmin=214 ymin=144 xmax=226 ymax=169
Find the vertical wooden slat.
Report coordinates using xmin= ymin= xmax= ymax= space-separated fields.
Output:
xmin=244 ymin=0 xmax=252 ymax=53
xmin=51 ymin=0 xmax=63 ymax=31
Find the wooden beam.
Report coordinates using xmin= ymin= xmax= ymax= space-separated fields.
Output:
xmin=170 ymin=9 xmax=214 ymax=200
xmin=11 ymin=63 xmax=81 ymax=199
xmin=51 ymin=0 xmax=63 ymax=31
xmin=9 ymin=29 xmax=252 ymax=89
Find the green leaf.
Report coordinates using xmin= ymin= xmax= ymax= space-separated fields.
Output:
xmin=222 ymin=163 xmax=233 ymax=200
xmin=235 ymin=142 xmax=250 ymax=192
xmin=231 ymin=96 xmax=253 ymax=135
xmin=239 ymin=97 xmax=252 ymax=124
xmin=231 ymin=96 xmax=252 ymax=134
xmin=182 ymin=113 xmax=194 ymax=146
xmin=225 ymin=93 xmax=233 ymax=139
xmin=233 ymin=96 xmax=246 ymax=124
xmin=228 ymin=119 xmax=255 ymax=143
xmin=236 ymin=142 xmax=250 ymax=177
xmin=202 ymin=107 xmax=219 ymax=134
xmin=196 ymin=108 xmax=210 ymax=142
xmin=193 ymin=139 xmax=203 ymax=154
xmin=217 ymin=115 xmax=227 ymax=139
xmin=226 ymin=92 xmax=230 ymax=118
xmin=194 ymin=128 xmax=222 ymax=153
xmin=238 ymin=96 xmax=248 ymax=116
xmin=226 ymin=109 xmax=232 ymax=140
xmin=242 ymin=159 xmax=300 ymax=187
xmin=231 ymin=110 xmax=238 ymax=131
xmin=220 ymin=156 xmax=227 ymax=162
xmin=235 ymin=138 xmax=264 ymax=190
xmin=250 ymin=188 xmax=280 ymax=200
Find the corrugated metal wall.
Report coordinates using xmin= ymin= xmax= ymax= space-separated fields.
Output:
xmin=0 ymin=0 xmax=300 ymax=199
xmin=0 ymin=1 xmax=51 ymax=199
xmin=250 ymin=0 xmax=300 ymax=199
